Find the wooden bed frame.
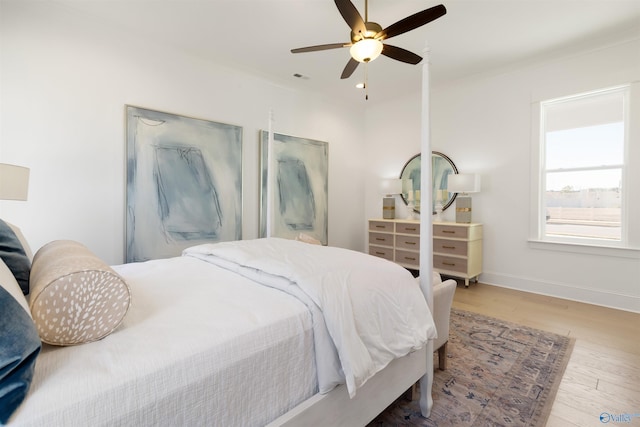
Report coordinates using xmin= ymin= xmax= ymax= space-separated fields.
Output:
xmin=267 ymin=344 xmax=431 ymax=426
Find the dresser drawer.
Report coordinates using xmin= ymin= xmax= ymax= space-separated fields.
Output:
xmin=369 ymin=246 xmax=394 ymax=261
xmin=433 ymin=224 xmax=468 ymax=239
xmin=433 ymin=255 xmax=468 ymax=273
xmin=369 ymin=221 xmax=394 ymax=232
xmin=369 ymin=232 xmax=393 ymax=246
xmin=395 ymin=234 xmax=419 ymax=250
xmin=433 ymin=238 xmax=467 ymax=256
xmin=396 ymin=250 xmax=420 ymax=266
xmin=396 ymin=222 xmax=420 ymax=235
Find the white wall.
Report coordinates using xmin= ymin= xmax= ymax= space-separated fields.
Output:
xmin=365 ymin=39 xmax=640 ymax=312
xmin=363 ymin=94 xmax=424 ymax=224
xmin=0 ymin=2 xmax=366 ymax=264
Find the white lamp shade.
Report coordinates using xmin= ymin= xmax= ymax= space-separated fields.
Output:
xmin=380 ymin=178 xmax=402 ymax=195
xmin=0 ymin=163 xmax=30 ymax=201
xmin=448 ymin=173 xmax=480 ymax=193
xmin=350 ymin=39 xmax=383 ymax=63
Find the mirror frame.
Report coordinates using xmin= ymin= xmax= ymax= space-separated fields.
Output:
xmin=399 ymin=151 xmax=458 ymax=214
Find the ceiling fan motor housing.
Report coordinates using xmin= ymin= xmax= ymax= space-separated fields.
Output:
xmin=350 ymin=21 xmax=383 ymax=43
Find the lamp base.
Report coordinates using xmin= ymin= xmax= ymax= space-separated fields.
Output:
xmin=406 ymin=202 xmax=418 ymax=220
xmin=434 ymin=202 xmax=444 ymax=222
xmin=382 ymin=196 xmax=395 ymax=219
xmin=455 ymin=196 xmax=472 ymax=223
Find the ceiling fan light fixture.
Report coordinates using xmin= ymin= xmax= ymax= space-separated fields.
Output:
xmin=350 ymin=38 xmax=383 ymax=63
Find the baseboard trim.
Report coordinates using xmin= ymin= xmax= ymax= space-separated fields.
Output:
xmin=479 ymin=271 xmax=640 ymax=314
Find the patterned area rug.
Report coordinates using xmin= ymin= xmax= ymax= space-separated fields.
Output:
xmin=368 ymin=309 xmax=575 ymax=427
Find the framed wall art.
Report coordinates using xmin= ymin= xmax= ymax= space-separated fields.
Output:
xmin=126 ymin=106 xmax=243 ymax=262
xmin=259 ymin=131 xmax=328 ymax=245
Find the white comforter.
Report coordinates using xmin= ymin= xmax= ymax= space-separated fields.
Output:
xmin=184 ymin=237 xmax=436 ymax=398
xmin=12 ymin=256 xmax=317 ymax=426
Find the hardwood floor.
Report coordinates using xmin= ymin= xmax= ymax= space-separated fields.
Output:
xmin=449 ymin=281 xmax=640 ymax=427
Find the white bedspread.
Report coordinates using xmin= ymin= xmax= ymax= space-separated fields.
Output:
xmin=11 ymin=256 xmax=316 ymax=426
xmin=184 ymin=238 xmax=437 ymax=398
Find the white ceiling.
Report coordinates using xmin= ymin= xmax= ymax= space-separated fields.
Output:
xmin=54 ymin=0 xmax=640 ymax=105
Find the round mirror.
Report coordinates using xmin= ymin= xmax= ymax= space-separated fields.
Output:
xmin=399 ymin=151 xmax=458 ymax=214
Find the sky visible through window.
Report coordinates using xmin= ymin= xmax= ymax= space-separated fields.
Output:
xmin=545 ymin=122 xmax=623 ymax=191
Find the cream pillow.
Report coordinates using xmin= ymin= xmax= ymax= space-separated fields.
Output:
xmin=295 ymin=233 xmax=322 ymax=245
xmin=29 ymin=240 xmax=131 ymax=346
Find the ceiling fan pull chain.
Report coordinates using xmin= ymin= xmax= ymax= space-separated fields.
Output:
xmin=365 ymin=63 xmax=369 ymax=100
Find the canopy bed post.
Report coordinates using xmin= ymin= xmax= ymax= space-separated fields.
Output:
xmin=418 ymin=42 xmax=435 ymax=417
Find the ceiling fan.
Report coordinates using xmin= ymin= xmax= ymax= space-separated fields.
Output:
xmin=291 ymin=0 xmax=447 ymax=80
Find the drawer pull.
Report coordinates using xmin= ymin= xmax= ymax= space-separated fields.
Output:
xmin=405 ymin=242 xmax=416 ymax=245
xmin=375 ymin=238 xmax=386 ymax=241
xmin=442 ymin=230 xmax=456 ymax=234
xmin=404 ymin=257 xmax=416 ymax=261
xmin=375 ymin=225 xmax=385 ymax=228
xmin=443 ymin=245 xmax=455 ymax=249
xmin=405 ymin=227 xmax=417 ymax=231
xmin=443 ymin=262 xmax=456 ymax=266
xmin=375 ymin=252 xmax=386 ymax=255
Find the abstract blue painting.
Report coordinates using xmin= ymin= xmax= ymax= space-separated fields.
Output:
xmin=126 ymin=106 xmax=242 ymax=262
xmin=259 ymin=131 xmax=328 ymax=245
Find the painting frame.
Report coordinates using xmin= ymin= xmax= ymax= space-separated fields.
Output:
xmin=259 ymin=131 xmax=328 ymax=245
xmin=125 ymin=105 xmax=243 ymax=263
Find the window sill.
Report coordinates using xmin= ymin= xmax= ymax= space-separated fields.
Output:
xmin=528 ymin=239 xmax=640 ymax=259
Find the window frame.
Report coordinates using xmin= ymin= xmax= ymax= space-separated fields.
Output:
xmin=529 ymin=84 xmax=639 ymax=258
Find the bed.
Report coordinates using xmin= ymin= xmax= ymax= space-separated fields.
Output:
xmin=1 ymin=222 xmax=436 ymax=426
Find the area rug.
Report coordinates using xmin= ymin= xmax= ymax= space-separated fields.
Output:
xmin=368 ymin=309 xmax=575 ymax=427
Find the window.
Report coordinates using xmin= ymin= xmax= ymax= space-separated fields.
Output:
xmin=537 ymin=86 xmax=628 ymax=246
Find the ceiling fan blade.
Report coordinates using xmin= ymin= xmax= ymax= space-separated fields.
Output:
xmin=340 ymin=58 xmax=359 ymax=79
xmin=381 ymin=44 xmax=422 ymax=65
xmin=334 ymin=0 xmax=366 ymax=35
xmin=291 ymin=43 xmax=349 ymax=54
xmin=376 ymin=4 xmax=446 ymax=40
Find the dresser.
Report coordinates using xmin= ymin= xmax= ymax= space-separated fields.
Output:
xmin=368 ymin=219 xmax=483 ymax=287
xmin=433 ymin=222 xmax=483 ymax=287
xmin=368 ymin=219 xmax=421 ymax=270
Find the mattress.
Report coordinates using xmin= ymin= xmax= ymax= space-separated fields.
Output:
xmin=10 ymin=256 xmax=316 ymax=426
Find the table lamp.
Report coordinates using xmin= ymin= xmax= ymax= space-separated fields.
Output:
xmin=448 ymin=173 xmax=480 ymax=223
xmin=0 ymin=163 xmax=30 ymax=201
xmin=0 ymin=163 xmax=31 ymax=260
xmin=380 ymin=178 xmax=402 ymax=219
